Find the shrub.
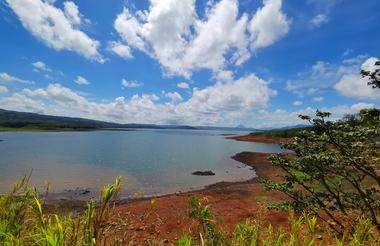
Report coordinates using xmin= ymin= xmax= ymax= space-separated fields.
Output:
xmin=264 ymin=109 xmax=380 ymax=233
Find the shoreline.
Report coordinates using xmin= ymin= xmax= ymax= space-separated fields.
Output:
xmin=43 ymin=135 xmax=287 ymax=210
xmin=226 ymin=134 xmax=289 ymax=144
xmin=100 ymin=151 xmax=288 ymax=243
xmin=39 ymin=134 xmax=289 ymax=243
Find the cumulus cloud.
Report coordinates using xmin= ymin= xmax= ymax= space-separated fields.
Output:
xmin=292 ymin=101 xmax=303 ymax=106
xmin=248 ymin=0 xmax=290 ymax=50
xmin=362 ymin=57 xmax=380 ymax=79
xmin=308 ymin=0 xmax=337 ymax=28
xmin=74 ymin=75 xmax=90 ymax=85
xmin=334 ymin=57 xmax=380 ymax=100
xmin=107 ymin=41 xmax=133 ymax=59
xmin=0 ymin=72 xmax=34 ymax=84
xmin=287 ymin=55 xmax=369 ymax=98
xmin=0 ymin=73 xmax=275 ymax=126
xmin=177 ymin=82 xmax=190 ymax=89
xmin=32 ymin=61 xmax=51 ymax=72
xmin=250 ymin=103 xmax=377 ymax=129
xmin=310 ymin=14 xmax=328 ymax=27
xmin=335 ymin=75 xmax=380 ymax=100
xmin=111 ymin=0 xmax=290 ymax=77
xmin=165 ymin=92 xmax=183 ymax=103
xmin=190 ymin=74 xmax=274 ymax=112
xmin=313 ymin=96 xmax=324 ymax=102
xmin=63 ymin=1 xmax=81 ymax=26
xmin=6 ymin=0 xmax=103 ymax=62
xmin=0 ymin=85 xmax=9 ymax=94
xmin=121 ymin=79 xmax=143 ymax=88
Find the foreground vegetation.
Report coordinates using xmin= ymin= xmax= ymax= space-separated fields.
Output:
xmin=1 ymin=176 xmax=379 ymax=245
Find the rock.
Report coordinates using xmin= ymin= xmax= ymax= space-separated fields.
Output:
xmin=192 ymin=170 xmax=215 ymax=176
xmin=82 ymin=189 xmax=90 ymax=195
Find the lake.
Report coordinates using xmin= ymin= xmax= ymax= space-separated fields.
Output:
xmin=0 ymin=129 xmax=283 ymax=199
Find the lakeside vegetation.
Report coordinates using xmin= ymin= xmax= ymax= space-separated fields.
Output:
xmin=250 ymin=126 xmax=311 ymax=139
xmin=1 ymin=175 xmax=379 ymax=245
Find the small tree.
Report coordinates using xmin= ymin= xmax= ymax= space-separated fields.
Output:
xmin=264 ymin=109 xmax=380 ymax=232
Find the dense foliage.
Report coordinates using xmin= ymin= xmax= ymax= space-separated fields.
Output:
xmin=251 ymin=127 xmax=311 ymax=138
xmin=264 ymin=108 xmax=380 ymax=233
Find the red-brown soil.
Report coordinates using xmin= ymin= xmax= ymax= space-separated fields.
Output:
xmin=106 ymin=152 xmax=290 ymax=244
xmin=226 ymin=134 xmax=288 ymax=144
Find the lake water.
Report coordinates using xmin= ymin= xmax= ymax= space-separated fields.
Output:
xmin=0 ymin=129 xmax=283 ymax=199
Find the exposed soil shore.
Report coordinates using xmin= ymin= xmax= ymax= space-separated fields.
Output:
xmin=103 ymin=151 xmax=288 ymax=244
xmin=42 ymin=134 xmax=290 ymax=244
xmin=226 ymin=134 xmax=289 ymax=144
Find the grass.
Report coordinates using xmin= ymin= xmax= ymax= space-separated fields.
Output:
xmin=1 ymin=178 xmax=379 ymax=245
xmin=0 ymin=176 xmax=123 ymax=245
xmin=180 ymin=197 xmax=380 ymax=246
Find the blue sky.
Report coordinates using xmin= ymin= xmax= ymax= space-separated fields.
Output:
xmin=0 ymin=0 xmax=379 ymax=128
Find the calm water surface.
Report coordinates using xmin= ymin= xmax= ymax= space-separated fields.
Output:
xmin=0 ymin=129 xmax=283 ymax=199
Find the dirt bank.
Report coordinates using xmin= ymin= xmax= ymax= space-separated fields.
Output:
xmin=106 ymin=152 xmax=288 ymax=244
xmin=226 ymin=134 xmax=288 ymax=144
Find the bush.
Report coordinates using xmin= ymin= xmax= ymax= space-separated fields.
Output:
xmin=264 ymin=110 xmax=380 ymax=233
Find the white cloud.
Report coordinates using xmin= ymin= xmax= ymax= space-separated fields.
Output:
xmin=335 ymin=74 xmax=380 ymax=100
xmin=334 ymin=57 xmax=380 ymax=100
xmin=287 ymin=55 xmax=369 ymax=97
xmin=361 ymin=57 xmax=380 ymax=76
xmin=6 ymin=0 xmax=103 ymax=62
xmin=308 ymin=0 xmax=337 ymax=28
xmin=0 ymin=72 xmax=34 ymax=84
xmin=248 ymin=0 xmax=290 ymax=51
xmin=0 ymin=85 xmax=9 ymax=94
xmin=182 ymin=74 xmax=275 ymax=115
xmin=165 ymin=91 xmax=183 ymax=103
xmin=313 ymin=96 xmax=324 ymax=102
xmin=32 ymin=61 xmax=51 ymax=72
xmin=292 ymin=101 xmax=303 ymax=106
xmin=215 ymin=70 xmax=234 ymax=82
xmin=107 ymin=41 xmax=133 ymax=59
xmin=111 ymin=0 xmax=290 ymax=77
xmin=74 ymin=75 xmax=90 ymax=85
xmin=121 ymin=79 xmax=143 ymax=88
xmin=177 ymin=82 xmax=190 ymax=89
xmin=0 ymin=73 xmax=275 ymax=126
xmin=63 ymin=1 xmax=81 ymax=26
xmin=250 ymin=103 xmax=378 ymax=128
xmin=351 ymin=102 xmax=375 ymax=111
xmin=310 ymin=14 xmax=328 ymax=27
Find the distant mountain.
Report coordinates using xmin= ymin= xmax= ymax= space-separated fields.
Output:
xmin=0 ymin=108 xmax=307 ymax=132
xmin=235 ymin=124 xmax=246 ymax=129
xmin=0 ymin=109 xmax=196 ymax=130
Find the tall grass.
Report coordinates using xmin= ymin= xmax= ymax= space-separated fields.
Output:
xmin=0 ymin=176 xmax=122 ymax=245
xmin=178 ymin=196 xmax=379 ymax=246
xmin=1 ymin=178 xmax=379 ymax=245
